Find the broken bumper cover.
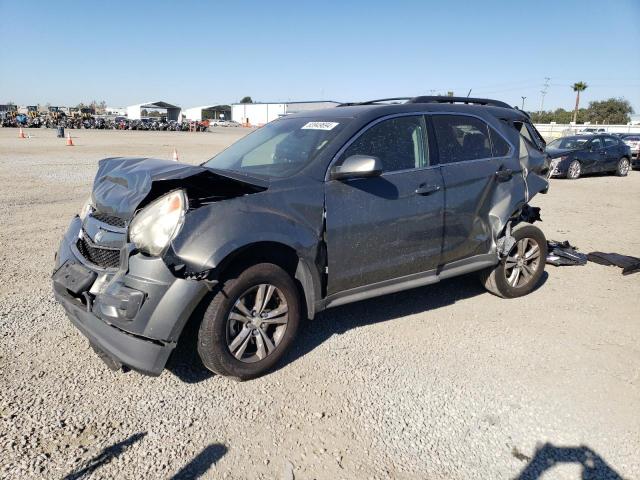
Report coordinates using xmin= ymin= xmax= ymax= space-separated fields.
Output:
xmin=52 ymin=217 xmax=209 ymax=376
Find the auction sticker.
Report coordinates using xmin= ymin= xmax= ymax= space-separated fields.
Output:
xmin=301 ymin=121 xmax=339 ymax=130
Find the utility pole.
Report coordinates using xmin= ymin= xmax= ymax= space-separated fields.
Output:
xmin=539 ymin=77 xmax=550 ymax=114
xmin=521 ymin=96 xmax=526 ymax=110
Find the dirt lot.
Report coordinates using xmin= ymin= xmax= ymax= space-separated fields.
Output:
xmin=1 ymin=128 xmax=639 ymax=479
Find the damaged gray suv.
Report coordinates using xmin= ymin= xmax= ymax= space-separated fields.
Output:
xmin=53 ymin=96 xmax=550 ymax=380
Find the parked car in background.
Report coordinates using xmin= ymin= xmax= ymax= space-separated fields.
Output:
xmin=210 ymin=119 xmax=240 ymax=127
xmin=622 ymin=135 xmax=640 ymax=168
xmin=52 ymin=96 xmax=551 ymax=379
xmin=546 ymin=134 xmax=631 ymax=179
xmin=577 ymin=127 xmax=606 ymax=135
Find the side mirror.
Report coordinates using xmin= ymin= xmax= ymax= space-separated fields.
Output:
xmin=330 ymin=155 xmax=383 ymax=180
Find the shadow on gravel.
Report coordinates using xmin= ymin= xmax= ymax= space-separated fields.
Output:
xmin=515 ymin=443 xmax=623 ymax=480
xmin=280 ymin=271 xmax=528 ymax=373
xmin=170 ymin=443 xmax=228 ymax=479
xmin=63 ymin=432 xmax=146 ymax=480
xmin=166 ymin=295 xmax=216 ymax=383
xmin=167 ymin=271 xmax=548 ymax=383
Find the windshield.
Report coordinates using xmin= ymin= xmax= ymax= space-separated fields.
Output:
xmin=203 ymin=117 xmax=348 ymax=178
xmin=548 ymin=137 xmax=589 ymax=149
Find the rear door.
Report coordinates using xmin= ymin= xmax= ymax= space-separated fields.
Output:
xmin=430 ymin=114 xmax=520 ymax=264
xmin=325 ymin=114 xmax=444 ymax=295
xmin=603 ymin=136 xmax=621 ymax=170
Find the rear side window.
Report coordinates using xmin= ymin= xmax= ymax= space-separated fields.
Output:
xmin=604 ymin=137 xmax=618 ymax=147
xmin=514 ymin=121 xmax=545 ymax=151
xmin=431 ymin=115 xmax=493 ymax=163
xmin=341 ymin=115 xmax=428 ymax=172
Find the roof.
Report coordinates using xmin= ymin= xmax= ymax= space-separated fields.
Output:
xmin=128 ymin=101 xmax=180 ymax=109
xmin=283 ymin=101 xmax=528 ymax=123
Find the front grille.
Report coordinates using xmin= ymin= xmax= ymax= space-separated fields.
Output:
xmin=91 ymin=212 xmax=127 ymax=228
xmin=76 ymin=234 xmax=120 ymax=269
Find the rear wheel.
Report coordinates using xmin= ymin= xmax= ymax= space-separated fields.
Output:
xmin=197 ymin=263 xmax=301 ymax=380
xmin=566 ymin=160 xmax=581 ymax=179
xmin=480 ymin=223 xmax=547 ymax=299
xmin=615 ymin=157 xmax=630 ymax=177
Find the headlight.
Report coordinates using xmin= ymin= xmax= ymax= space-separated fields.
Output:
xmin=129 ymin=190 xmax=187 ymax=256
xmin=79 ymin=196 xmax=93 ymax=220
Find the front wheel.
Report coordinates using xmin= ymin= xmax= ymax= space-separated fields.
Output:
xmin=615 ymin=157 xmax=630 ymax=177
xmin=480 ymin=223 xmax=547 ymax=299
xmin=566 ymin=160 xmax=581 ymax=179
xmin=197 ymin=263 xmax=301 ymax=380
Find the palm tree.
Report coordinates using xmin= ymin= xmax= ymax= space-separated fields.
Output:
xmin=571 ymin=82 xmax=588 ymax=124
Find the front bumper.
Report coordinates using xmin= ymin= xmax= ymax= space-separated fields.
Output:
xmin=52 ymin=217 xmax=210 ymax=376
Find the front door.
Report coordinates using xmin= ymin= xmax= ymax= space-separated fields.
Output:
xmin=584 ymin=137 xmax=605 ymax=173
xmin=325 ymin=115 xmax=444 ymax=295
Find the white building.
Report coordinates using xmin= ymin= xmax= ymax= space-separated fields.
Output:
xmin=106 ymin=106 xmax=126 ymax=116
xmin=126 ymin=101 xmax=181 ymax=121
xmin=182 ymin=105 xmax=230 ymax=121
xmin=231 ymin=101 xmax=339 ymax=126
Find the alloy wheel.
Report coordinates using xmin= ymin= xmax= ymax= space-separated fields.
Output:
xmin=619 ymin=159 xmax=629 ymax=175
xmin=504 ymin=238 xmax=541 ymax=288
xmin=226 ymin=284 xmax=289 ymax=363
xmin=568 ymin=161 xmax=581 ymax=179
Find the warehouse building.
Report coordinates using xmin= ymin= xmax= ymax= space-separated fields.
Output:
xmin=231 ymin=101 xmax=339 ymax=126
xmin=182 ymin=105 xmax=231 ymax=122
xmin=126 ymin=101 xmax=181 ymax=121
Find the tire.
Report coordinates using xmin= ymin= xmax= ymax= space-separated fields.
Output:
xmin=197 ymin=263 xmax=301 ymax=380
xmin=566 ymin=160 xmax=581 ymax=179
xmin=480 ymin=223 xmax=547 ymax=299
xmin=615 ymin=157 xmax=630 ymax=177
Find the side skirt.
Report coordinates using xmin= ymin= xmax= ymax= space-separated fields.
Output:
xmin=321 ymin=253 xmax=497 ymax=310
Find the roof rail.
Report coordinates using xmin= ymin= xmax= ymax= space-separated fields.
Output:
xmin=408 ymin=96 xmax=513 ymax=109
xmin=337 ymin=97 xmax=412 ymax=107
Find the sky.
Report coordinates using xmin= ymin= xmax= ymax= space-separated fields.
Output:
xmin=1 ymin=0 xmax=639 ymax=113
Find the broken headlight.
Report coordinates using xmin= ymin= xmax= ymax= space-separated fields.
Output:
xmin=79 ymin=196 xmax=93 ymax=220
xmin=129 ymin=190 xmax=187 ymax=256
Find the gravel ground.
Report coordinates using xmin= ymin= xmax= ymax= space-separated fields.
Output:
xmin=1 ymin=128 xmax=639 ymax=480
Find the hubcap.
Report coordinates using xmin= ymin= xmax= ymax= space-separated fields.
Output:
xmin=226 ymin=284 xmax=289 ymax=363
xmin=504 ymin=238 xmax=541 ymax=288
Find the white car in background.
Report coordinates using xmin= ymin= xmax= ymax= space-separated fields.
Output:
xmin=210 ymin=119 xmax=241 ymax=127
xmin=577 ymin=127 xmax=606 ymax=135
xmin=622 ymin=135 xmax=640 ymax=168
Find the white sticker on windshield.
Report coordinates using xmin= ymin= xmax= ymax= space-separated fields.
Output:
xmin=301 ymin=121 xmax=339 ymax=131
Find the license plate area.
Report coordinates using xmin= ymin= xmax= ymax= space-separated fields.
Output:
xmin=53 ymin=262 xmax=97 ymax=296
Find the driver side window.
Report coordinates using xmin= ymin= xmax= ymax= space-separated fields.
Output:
xmin=590 ymin=138 xmax=603 ymax=150
xmin=341 ymin=116 xmax=428 ymax=172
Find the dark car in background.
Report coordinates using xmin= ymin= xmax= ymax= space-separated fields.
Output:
xmin=52 ymin=96 xmax=550 ymax=380
xmin=546 ymin=135 xmax=631 ymax=179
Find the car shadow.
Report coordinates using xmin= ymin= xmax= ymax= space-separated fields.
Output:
xmin=168 ymin=271 xmax=548 ymax=383
xmin=63 ymin=432 xmax=146 ymax=480
xmin=514 ymin=442 xmax=623 ymax=479
xmin=169 ymin=443 xmax=228 ymax=479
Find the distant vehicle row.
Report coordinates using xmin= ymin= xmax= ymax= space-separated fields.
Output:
xmin=546 ymin=134 xmax=633 ymax=179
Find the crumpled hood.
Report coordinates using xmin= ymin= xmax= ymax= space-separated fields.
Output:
xmin=91 ymin=157 xmax=267 ymax=219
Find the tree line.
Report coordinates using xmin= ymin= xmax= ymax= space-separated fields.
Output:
xmin=529 ymin=97 xmax=634 ymax=125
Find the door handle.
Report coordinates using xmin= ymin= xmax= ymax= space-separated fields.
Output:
xmin=600 ymin=150 xmax=606 ymax=155
xmin=495 ymin=168 xmax=513 ymax=181
xmin=415 ymin=184 xmax=440 ymax=196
